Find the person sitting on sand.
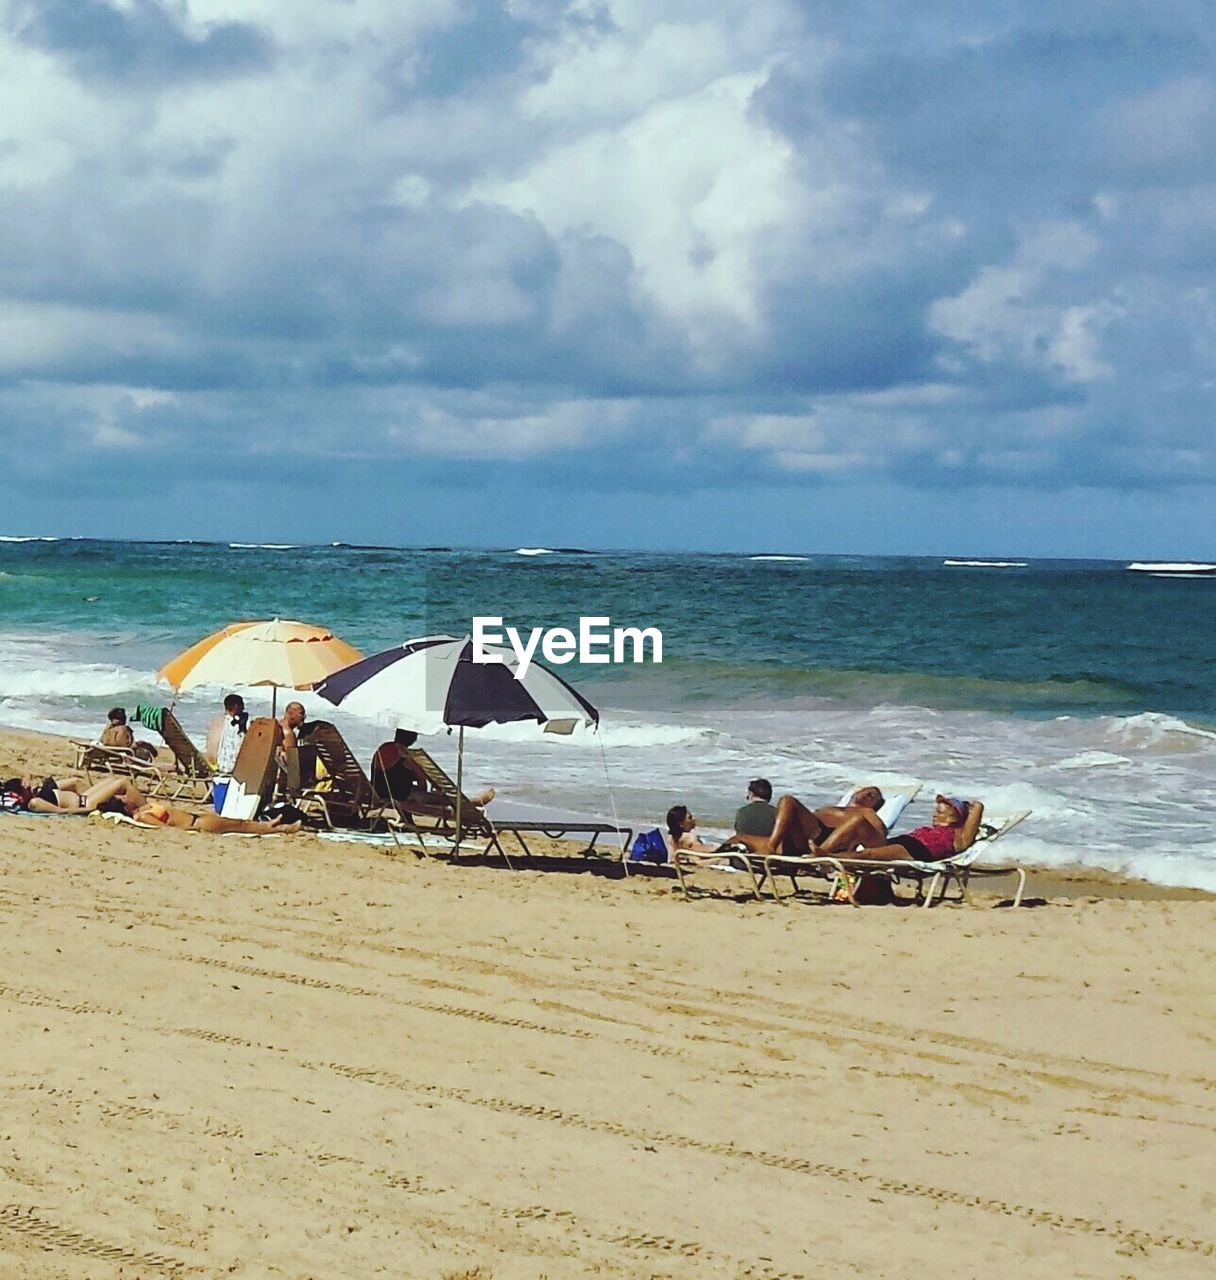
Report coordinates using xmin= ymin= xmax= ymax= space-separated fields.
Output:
xmin=134 ymin=800 xmax=301 ymax=835
xmin=99 ymin=707 xmax=135 ymax=750
xmin=371 ymin=730 xmax=494 ymax=809
xmin=5 ymin=774 xmax=148 ymax=816
xmin=666 ymin=804 xmax=720 ymax=855
xmin=731 ymin=785 xmax=888 ymax=856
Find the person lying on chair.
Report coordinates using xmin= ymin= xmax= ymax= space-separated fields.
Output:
xmin=371 ymin=729 xmax=494 ymax=809
xmin=731 ymin=785 xmax=889 ymax=856
xmin=836 ymin=795 xmax=985 ymax=863
xmin=665 ymin=804 xmax=721 ymax=855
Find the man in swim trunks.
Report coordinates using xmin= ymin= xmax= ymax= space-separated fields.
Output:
xmin=734 ymin=785 xmax=888 ymax=856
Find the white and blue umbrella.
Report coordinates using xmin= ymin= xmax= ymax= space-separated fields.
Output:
xmin=313 ymin=635 xmax=600 ymax=848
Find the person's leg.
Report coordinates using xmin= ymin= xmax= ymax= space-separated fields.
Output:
xmin=195 ymin=813 xmax=302 ymax=835
xmin=761 ymin=795 xmax=826 ymax=855
xmin=470 ymin=786 xmax=495 ymax=808
xmin=843 ymin=838 xmax=923 ymax=863
xmin=819 ymin=812 xmax=889 ymax=854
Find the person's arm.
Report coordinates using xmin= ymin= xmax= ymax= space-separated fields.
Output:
xmin=676 ymin=831 xmax=720 ymax=854
xmin=954 ymin=800 xmax=985 ymax=852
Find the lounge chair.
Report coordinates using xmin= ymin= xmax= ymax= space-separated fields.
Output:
xmin=386 ymin=745 xmax=632 ymax=867
xmin=881 ymin=811 xmax=1032 ymax=908
xmin=131 ymin=705 xmax=216 ymax=800
xmin=767 ymin=809 xmax=1032 ymax=907
xmin=297 ymin=721 xmax=387 ymax=830
xmin=757 ymin=785 xmax=922 ymax=900
xmin=71 ymin=739 xmax=171 ymax=792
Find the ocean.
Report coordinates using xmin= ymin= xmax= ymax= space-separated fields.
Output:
xmin=2 ymin=537 xmax=1214 ymax=889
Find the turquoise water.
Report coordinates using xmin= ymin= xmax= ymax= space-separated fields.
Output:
xmin=2 ymin=538 xmax=1214 ymax=887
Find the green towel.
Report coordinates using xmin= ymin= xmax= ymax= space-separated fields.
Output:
xmin=133 ymin=704 xmax=165 ymax=734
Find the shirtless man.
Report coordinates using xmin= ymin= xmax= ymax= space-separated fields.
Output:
xmin=733 ymin=785 xmax=888 ymax=856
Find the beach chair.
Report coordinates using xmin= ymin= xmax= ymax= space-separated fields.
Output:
xmin=70 ymin=739 xmax=170 ymax=792
xmin=131 ymin=705 xmax=216 ymax=800
xmin=298 ymin=721 xmax=387 ymax=830
xmin=882 ymin=811 xmax=1032 ymax=908
xmin=386 ymin=746 xmax=632 ymax=867
xmin=691 ymin=783 xmax=916 ymax=906
xmin=767 ymin=809 xmax=1031 ymax=908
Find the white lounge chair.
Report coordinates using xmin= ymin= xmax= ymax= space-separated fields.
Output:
xmin=774 ymin=809 xmax=1032 ymax=908
xmin=667 ymin=784 xmax=920 ymax=903
xmin=759 ymin=785 xmax=922 ymax=899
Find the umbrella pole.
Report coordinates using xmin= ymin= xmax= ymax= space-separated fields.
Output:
xmin=454 ymin=726 xmax=464 ymax=857
xmin=271 ymin=686 xmax=278 ymax=719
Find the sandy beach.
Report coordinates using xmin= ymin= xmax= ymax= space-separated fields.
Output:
xmin=2 ymin=725 xmax=1214 ymax=1279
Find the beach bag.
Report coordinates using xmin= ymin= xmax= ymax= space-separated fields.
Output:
xmin=629 ymin=828 xmax=669 ymax=865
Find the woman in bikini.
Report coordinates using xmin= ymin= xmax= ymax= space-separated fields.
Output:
xmin=133 ymin=802 xmax=302 ymax=835
xmin=7 ymin=774 xmax=148 ymax=816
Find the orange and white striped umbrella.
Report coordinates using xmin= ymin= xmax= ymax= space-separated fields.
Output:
xmin=158 ymin=619 xmax=362 ymax=693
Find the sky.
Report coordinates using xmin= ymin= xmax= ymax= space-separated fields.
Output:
xmin=1 ymin=0 xmax=1214 ymax=557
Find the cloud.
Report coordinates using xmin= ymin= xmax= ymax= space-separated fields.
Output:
xmin=0 ymin=0 xmax=1212 ymax=552
xmin=7 ymin=0 xmax=274 ymax=85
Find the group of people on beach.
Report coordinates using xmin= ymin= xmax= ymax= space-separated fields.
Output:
xmin=2 ymin=697 xmax=495 ymax=836
xmin=666 ymin=779 xmax=985 ymax=863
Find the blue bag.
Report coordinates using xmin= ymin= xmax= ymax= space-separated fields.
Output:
xmin=629 ymin=828 xmax=669 ymax=864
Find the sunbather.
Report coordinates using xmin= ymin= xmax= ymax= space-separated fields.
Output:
xmin=666 ymin=804 xmax=720 ymax=854
xmin=133 ymin=800 xmax=302 ymax=835
xmin=372 ymin=730 xmax=494 ymax=808
xmin=735 ymin=785 xmax=889 ymax=855
xmin=840 ymin=795 xmax=985 ymax=863
xmin=99 ymin=707 xmax=135 ymax=749
xmin=5 ymin=774 xmax=147 ymax=816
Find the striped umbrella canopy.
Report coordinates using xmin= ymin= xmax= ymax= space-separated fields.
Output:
xmin=159 ymin=618 xmax=363 ymax=714
xmin=313 ymin=635 xmax=599 ymax=851
xmin=312 ymin=634 xmax=599 ymax=734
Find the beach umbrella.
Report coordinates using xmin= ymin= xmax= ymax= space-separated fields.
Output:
xmin=159 ymin=618 xmax=363 ymax=715
xmin=313 ymin=634 xmax=599 ymax=850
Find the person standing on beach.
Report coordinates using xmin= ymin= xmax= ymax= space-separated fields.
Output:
xmin=207 ymin=693 xmax=247 ymax=772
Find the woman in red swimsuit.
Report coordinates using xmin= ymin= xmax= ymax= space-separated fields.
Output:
xmin=847 ymin=794 xmax=985 ymax=863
